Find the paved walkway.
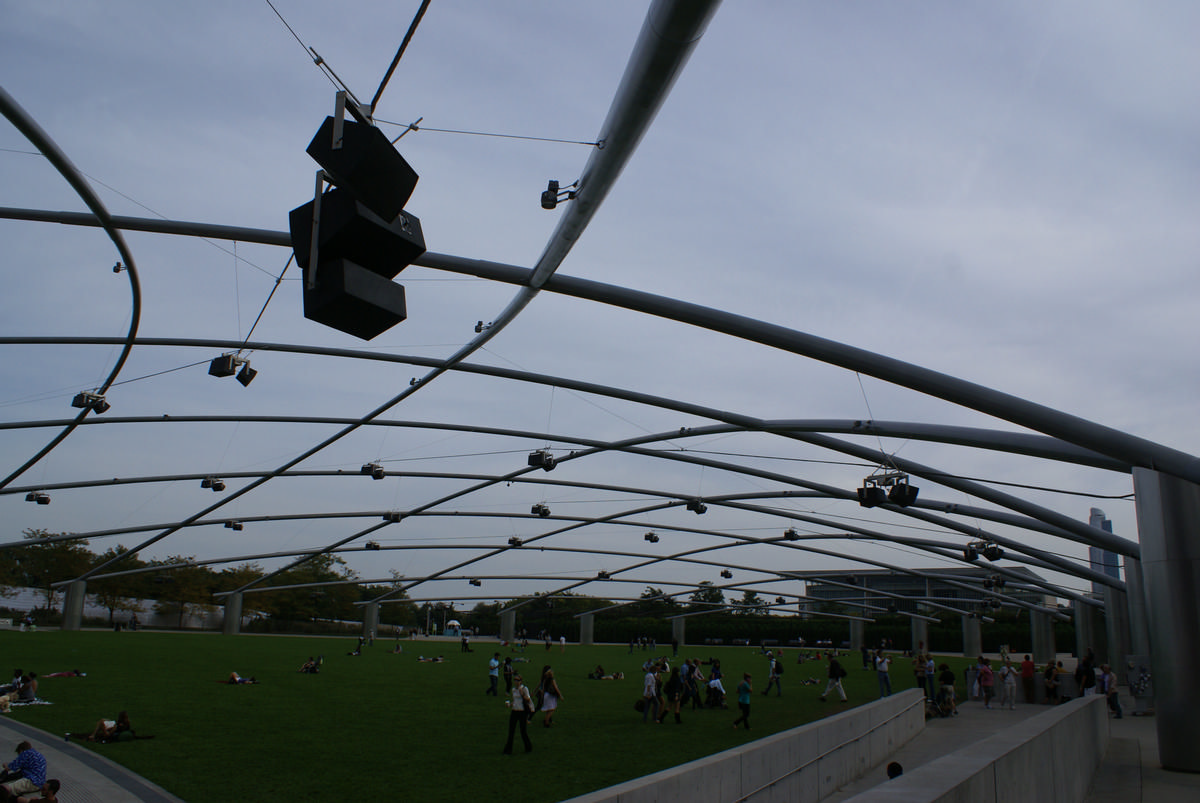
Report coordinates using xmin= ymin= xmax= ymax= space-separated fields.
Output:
xmin=0 ymin=717 xmax=181 ymax=803
xmin=823 ymin=694 xmax=1200 ymax=802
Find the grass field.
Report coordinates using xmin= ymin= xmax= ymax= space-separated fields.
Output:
xmin=0 ymin=630 xmax=969 ymax=801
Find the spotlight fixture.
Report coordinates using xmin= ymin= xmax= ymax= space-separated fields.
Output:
xmin=208 ymin=354 xmax=238 ymax=377
xmin=210 ymin=353 xmax=257 ymax=387
xmin=469 ymin=578 xmax=482 ymax=587
xmin=597 ymin=570 xmax=610 ymax=580
xmin=720 ymin=569 xmax=733 ymax=579
xmin=236 ymin=363 xmax=257 ymax=387
xmin=856 ymin=485 xmax=888 ymax=507
xmin=382 ymin=511 xmax=403 ymax=523
xmin=643 ymin=531 xmax=659 ymax=543
xmin=775 ymin=597 xmax=786 ymax=605
xmin=112 ymin=262 xmax=125 ymax=273
xmin=508 ymin=537 xmax=523 ymax=547
xmin=71 ymin=391 xmax=110 ymax=414
xmin=474 ymin=320 xmax=493 ymax=333
xmin=25 ymin=491 xmax=50 ymax=505
xmin=224 ymin=521 xmax=244 ymax=531
xmin=685 ymin=499 xmax=707 ymax=514
xmin=365 ymin=540 xmax=381 ymax=551
xmin=202 ymin=477 xmax=225 ymax=492
xmin=361 ymin=462 xmax=386 ymax=480
xmin=540 ymin=179 xmax=577 ymax=210
xmin=857 ymin=470 xmax=918 ymax=508
xmin=531 ymin=503 xmax=551 ymax=517
xmin=967 ymin=539 xmax=1003 ymax=562
xmin=783 ymin=527 xmax=799 ymax=541
xmin=527 ymin=449 xmax=556 ymax=471
xmin=887 ymin=603 xmax=899 ymax=613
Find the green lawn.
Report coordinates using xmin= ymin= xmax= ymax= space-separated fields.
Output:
xmin=0 ymin=631 xmax=966 ymax=802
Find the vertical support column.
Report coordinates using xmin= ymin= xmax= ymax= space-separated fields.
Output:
xmin=222 ymin=592 xmax=243 ymax=636
xmin=849 ymin=618 xmax=865 ymax=652
xmin=1102 ymin=586 xmax=1130 ymax=680
xmin=362 ymin=602 xmax=379 ymax=640
xmin=1074 ymin=602 xmax=1096 ymax=661
xmin=500 ymin=609 xmax=516 ymax=643
xmin=961 ymin=614 xmax=982 ymax=658
xmin=671 ymin=616 xmax=686 ymax=648
xmin=1030 ymin=610 xmax=1056 ymax=666
xmin=910 ymin=618 xmax=928 ymax=656
xmin=61 ymin=580 xmax=86 ymax=631
xmin=1124 ymin=556 xmax=1151 ymax=658
xmin=1132 ymin=467 xmax=1200 ymax=772
xmin=579 ymin=613 xmax=595 ymax=646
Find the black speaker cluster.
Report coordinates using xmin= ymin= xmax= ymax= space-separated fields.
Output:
xmin=290 ymin=115 xmax=426 ymax=340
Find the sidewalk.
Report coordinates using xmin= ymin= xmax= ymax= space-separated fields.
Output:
xmin=0 ymin=717 xmax=181 ymax=803
xmin=823 ymin=694 xmax=1200 ymax=802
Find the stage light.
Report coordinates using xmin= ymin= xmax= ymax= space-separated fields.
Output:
xmin=224 ymin=521 xmax=244 ymax=531
xmin=202 ymin=477 xmax=225 ymax=492
xmin=382 ymin=512 xmax=402 ymax=523
xmin=112 ymin=262 xmax=124 ymax=273
xmin=71 ymin=391 xmax=110 ymax=414
xmin=887 ymin=603 xmax=899 ymax=613
xmin=686 ymin=499 xmax=707 ymax=514
xmin=964 ymin=546 xmax=978 ymax=561
xmin=856 ymin=485 xmax=888 ymax=507
xmin=531 ymin=503 xmax=550 ymax=517
xmin=527 ymin=450 xmax=556 ymax=471
xmin=776 ymin=597 xmax=786 ymax=605
xmin=983 ymin=544 xmax=1004 ymax=562
xmin=365 ymin=540 xmax=381 ymax=551
xmin=508 ymin=537 xmax=523 ymax=547
xmin=644 ymin=531 xmax=659 ymax=543
xmin=469 ymin=578 xmax=482 ymax=587
xmin=209 ymin=355 xmax=238 ymax=377
xmin=474 ymin=320 xmax=493 ymax=333
xmin=720 ymin=569 xmax=733 ymax=579
xmin=540 ymin=179 xmax=577 ymax=210
xmin=887 ymin=482 xmax=919 ymax=507
xmin=858 ymin=470 xmax=918 ymax=508
xmin=236 ymin=363 xmax=257 ymax=387
xmin=783 ymin=527 xmax=799 ymax=541
xmin=25 ymin=491 xmax=50 ymax=505
xmin=361 ymin=462 xmax=385 ymax=480
xmin=597 ymin=571 xmax=610 ymax=580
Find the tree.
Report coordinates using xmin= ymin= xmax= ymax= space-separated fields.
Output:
xmin=150 ymin=556 xmax=216 ymax=628
xmin=734 ymin=589 xmax=767 ymax=616
xmin=89 ymin=545 xmax=148 ymax=626
xmin=10 ymin=530 xmax=93 ymax=611
xmin=688 ymin=581 xmax=725 ymax=609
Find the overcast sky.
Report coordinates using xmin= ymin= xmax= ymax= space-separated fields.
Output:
xmin=2 ymin=1 xmax=1198 ymax=615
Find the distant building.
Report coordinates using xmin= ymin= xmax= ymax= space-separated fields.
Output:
xmin=1088 ymin=508 xmax=1121 ymax=596
xmin=795 ymin=566 xmax=1049 ymax=617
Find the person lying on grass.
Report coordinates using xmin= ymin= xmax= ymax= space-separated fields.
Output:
xmin=65 ymin=711 xmax=150 ymax=743
xmin=226 ymin=672 xmax=258 ymax=684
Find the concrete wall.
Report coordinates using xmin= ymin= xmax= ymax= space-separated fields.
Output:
xmin=563 ymin=690 xmax=925 ymax=803
xmin=841 ymin=695 xmax=1109 ymax=803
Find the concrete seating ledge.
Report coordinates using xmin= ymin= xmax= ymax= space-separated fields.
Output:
xmin=564 ymin=689 xmax=926 ymax=803
xmin=841 ymin=695 xmax=1109 ymax=803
